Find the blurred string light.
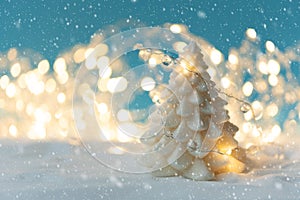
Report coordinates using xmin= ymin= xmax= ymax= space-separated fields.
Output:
xmin=0 ymin=24 xmax=299 ymax=148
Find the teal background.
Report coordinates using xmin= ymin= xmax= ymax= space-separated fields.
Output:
xmin=1 ymin=0 xmax=299 ymax=62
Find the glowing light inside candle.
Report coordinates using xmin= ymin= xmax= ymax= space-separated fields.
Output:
xmin=246 ymin=28 xmax=257 ymax=39
xmin=141 ymin=77 xmax=156 ymax=91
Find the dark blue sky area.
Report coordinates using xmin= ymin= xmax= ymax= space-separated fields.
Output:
xmin=0 ymin=0 xmax=299 ymax=62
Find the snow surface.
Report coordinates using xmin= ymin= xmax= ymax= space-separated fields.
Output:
xmin=1 ymin=136 xmax=300 ymax=200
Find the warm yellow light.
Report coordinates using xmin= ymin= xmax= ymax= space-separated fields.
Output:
xmin=256 ymin=80 xmax=268 ymax=93
xmin=148 ymin=57 xmax=157 ymax=67
xmin=266 ymin=103 xmax=278 ymax=117
xmin=265 ymin=41 xmax=275 ymax=53
xmin=242 ymin=122 xmax=251 ymax=133
xmin=252 ymin=127 xmax=261 ymax=137
xmin=59 ymin=117 xmax=68 ymax=129
xmin=17 ymin=74 xmax=26 ymax=88
xmin=242 ymin=81 xmax=253 ymax=97
xmin=97 ymin=78 xmax=108 ymax=92
xmin=45 ymin=79 xmax=57 ymax=93
xmin=84 ymin=48 xmax=94 ymax=59
xmin=26 ymin=103 xmax=34 ymax=116
xmin=26 ymin=72 xmax=45 ymax=95
xmin=94 ymin=43 xmax=109 ymax=56
xmin=34 ymin=108 xmax=51 ymax=123
xmin=228 ymin=54 xmax=238 ymax=65
xmin=98 ymin=56 xmax=112 ymax=78
xmin=6 ymin=83 xmax=17 ymax=98
xmin=141 ymin=77 xmax=156 ymax=91
xmin=16 ymin=100 xmax=24 ymax=111
xmin=96 ymin=103 xmax=108 ymax=114
xmin=210 ymin=49 xmax=223 ymax=65
xmin=9 ymin=124 xmax=18 ymax=137
xmin=38 ymin=59 xmax=50 ymax=75
xmin=0 ymin=75 xmax=10 ymax=89
xmin=170 ymin=24 xmax=182 ymax=34
xmin=258 ymin=61 xmax=268 ymax=75
xmin=57 ymin=92 xmax=66 ymax=104
xmin=252 ymin=101 xmax=263 ymax=120
xmin=268 ymin=74 xmax=278 ymax=86
xmin=246 ymin=28 xmax=257 ymax=40
xmin=107 ymin=77 xmax=128 ymax=93
xmin=267 ymin=59 xmax=280 ymax=75
xmin=54 ymin=57 xmax=67 ymax=74
xmin=57 ymin=71 xmax=69 ymax=85
xmin=221 ymin=77 xmax=231 ymax=89
xmin=264 ymin=125 xmax=281 ymax=143
xmin=152 ymin=95 xmax=160 ymax=104
xmin=28 ymin=122 xmax=46 ymax=140
xmin=73 ymin=48 xmax=86 ymax=63
xmin=0 ymin=99 xmax=4 ymax=108
xmin=10 ymin=63 xmax=21 ymax=77
xmin=7 ymin=48 xmax=18 ymax=61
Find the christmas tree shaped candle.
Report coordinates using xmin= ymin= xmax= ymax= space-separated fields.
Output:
xmin=140 ymin=41 xmax=247 ymax=180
